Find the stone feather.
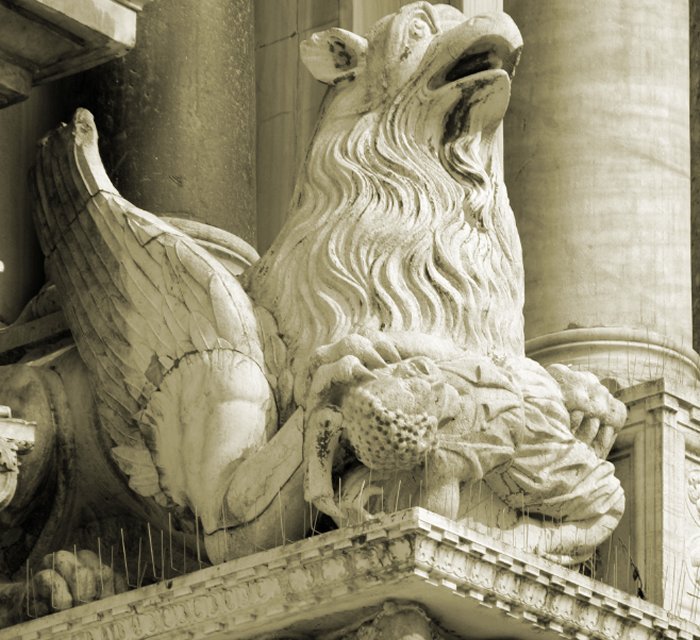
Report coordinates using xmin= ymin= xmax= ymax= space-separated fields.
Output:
xmin=31 ymin=109 xmax=265 ymax=507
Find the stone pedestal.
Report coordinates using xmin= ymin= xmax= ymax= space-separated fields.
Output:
xmin=73 ymin=0 xmax=257 ymax=246
xmin=503 ymin=1 xmax=697 ymax=388
xmin=4 ymin=509 xmax=699 ymax=639
xmin=608 ymin=381 xmax=700 ymax=620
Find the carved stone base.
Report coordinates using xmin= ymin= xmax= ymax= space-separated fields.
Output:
xmin=2 ymin=509 xmax=698 ymax=640
xmin=327 ymin=602 xmax=442 ymax=640
xmin=610 ymin=378 xmax=700 ymax=618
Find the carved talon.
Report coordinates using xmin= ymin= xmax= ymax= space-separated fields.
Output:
xmin=337 ymin=474 xmax=384 ymax=524
xmin=318 ymin=491 xmax=380 ymax=527
xmin=312 ymin=334 xmax=392 ymax=371
xmin=27 ymin=550 xmax=127 ymax=617
xmin=309 ymin=355 xmax=377 ymax=400
xmin=547 ymin=364 xmax=626 ymax=458
xmin=305 ymin=333 xmax=404 ymax=409
xmin=336 ymin=503 xmax=377 ymax=526
xmin=311 ymin=495 xmax=346 ymax=523
xmin=354 ymin=331 xmax=403 ymax=364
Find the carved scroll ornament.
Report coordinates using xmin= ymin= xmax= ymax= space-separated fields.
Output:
xmin=0 ymin=407 xmax=35 ymax=511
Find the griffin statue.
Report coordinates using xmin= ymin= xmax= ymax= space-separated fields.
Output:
xmin=0 ymin=2 xmax=625 ymax=624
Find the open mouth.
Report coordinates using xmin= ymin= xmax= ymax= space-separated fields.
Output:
xmin=445 ymin=50 xmax=502 ymax=82
xmin=429 ymin=45 xmax=520 ymax=90
xmin=414 ymin=13 xmax=523 ymax=144
xmin=435 ymin=45 xmax=520 ymax=144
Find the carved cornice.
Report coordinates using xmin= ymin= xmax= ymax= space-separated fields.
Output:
xmin=615 ymin=377 xmax=700 ymax=453
xmin=0 ymin=0 xmax=147 ymax=108
xmin=3 ymin=509 xmax=699 ymax=640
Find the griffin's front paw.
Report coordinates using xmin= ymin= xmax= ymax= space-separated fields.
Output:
xmin=305 ymin=333 xmax=401 ymax=406
xmin=27 ymin=550 xmax=126 ymax=617
xmin=547 ymin=364 xmax=627 ymax=459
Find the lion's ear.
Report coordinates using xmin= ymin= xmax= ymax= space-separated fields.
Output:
xmin=300 ymin=28 xmax=367 ymax=84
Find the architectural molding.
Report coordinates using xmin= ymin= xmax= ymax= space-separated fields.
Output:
xmin=0 ymin=0 xmax=147 ymax=107
xmin=3 ymin=509 xmax=700 ymax=640
xmin=609 ymin=379 xmax=700 ymax=615
xmin=526 ymin=327 xmax=700 ymax=389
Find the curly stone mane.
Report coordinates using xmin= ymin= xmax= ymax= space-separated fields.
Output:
xmin=246 ymin=68 xmax=525 ymax=372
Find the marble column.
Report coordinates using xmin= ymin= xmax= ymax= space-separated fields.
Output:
xmin=692 ymin=0 xmax=700 ymax=355
xmin=504 ymin=0 xmax=699 ymax=387
xmin=74 ymin=0 xmax=256 ymax=246
xmin=450 ymin=1 xmax=502 ymax=17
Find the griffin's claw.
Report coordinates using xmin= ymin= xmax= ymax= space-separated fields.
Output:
xmin=350 ymin=362 xmax=378 ymax=382
xmin=313 ymin=497 xmax=344 ymax=522
xmin=375 ymin=341 xmax=401 ymax=363
xmin=576 ymin=417 xmax=600 ymax=446
xmin=592 ymin=424 xmax=615 ymax=459
xmin=569 ymin=409 xmax=585 ymax=433
xmin=309 ymin=355 xmax=377 ymax=398
xmin=355 ymin=346 xmax=387 ymax=369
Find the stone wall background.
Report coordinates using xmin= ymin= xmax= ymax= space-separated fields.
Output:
xmin=71 ymin=0 xmax=257 ymax=246
xmin=254 ymin=0 xmax=339 ymax=253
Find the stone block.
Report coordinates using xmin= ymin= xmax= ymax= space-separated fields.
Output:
xmin=255 ymin=0 xmax=297 ymax=47
xmin=0 ymin=0 xmax=147 ymax=107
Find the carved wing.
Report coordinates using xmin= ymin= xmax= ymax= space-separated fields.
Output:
xmin=31 ymin=109 xmax=265 ymax=507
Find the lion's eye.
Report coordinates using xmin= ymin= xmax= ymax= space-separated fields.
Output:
xmin=408 ymin=17 xmax=431 ymax=40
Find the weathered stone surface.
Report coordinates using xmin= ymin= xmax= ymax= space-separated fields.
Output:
xmin=3 ymin=510 xmax=699 ymax=640
xmin=692 ymin=0 xmax=700 ymax=355
xmin=332 ymin=602 xmax=439 ymax=640
xmin=0 ymin=410 xmax=34 ymax=512
xmin=0 ymin=4 xmax=633 ymax=628
xmin=611 ymin=378 xmax=700 ymax=617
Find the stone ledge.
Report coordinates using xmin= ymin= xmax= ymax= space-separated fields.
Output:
xmin=0 ymin=0 xmax=145 ymax=107
xmin=2 ymin=509 xmax=699 ymax=640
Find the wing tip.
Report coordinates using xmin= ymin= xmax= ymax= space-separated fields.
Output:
xmin=72 ymin=108 xmax=99 ymax=148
